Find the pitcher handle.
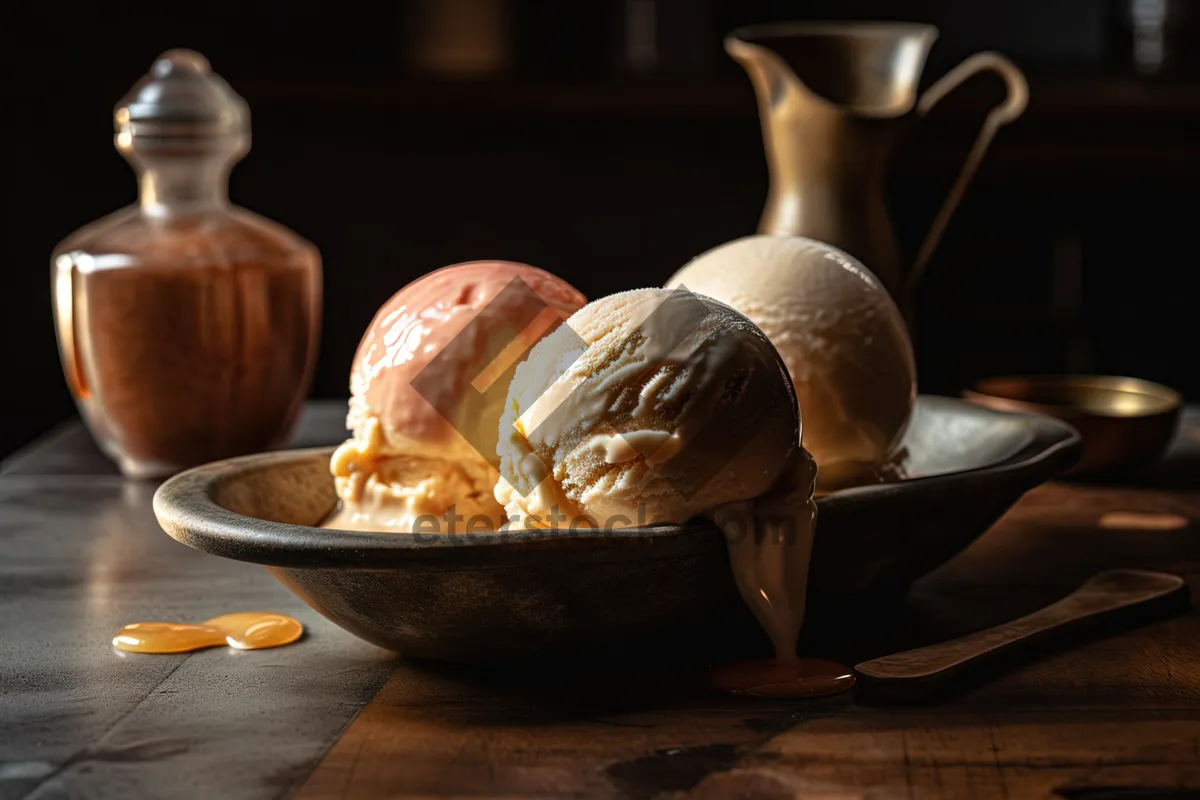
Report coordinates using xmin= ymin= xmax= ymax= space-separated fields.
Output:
xmin=906 ymin=52 xmax=1029 ymax=298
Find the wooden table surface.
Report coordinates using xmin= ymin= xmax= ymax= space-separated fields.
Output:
xmin=3 ymin=401 xmax=1200 ymax=800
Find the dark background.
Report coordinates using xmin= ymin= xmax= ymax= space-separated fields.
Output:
xmin=2 ymin=0 xmax=1198 ymax=459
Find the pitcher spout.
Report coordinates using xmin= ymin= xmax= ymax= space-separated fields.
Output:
xmin=725 ymin=22 xmax=939 ymax=118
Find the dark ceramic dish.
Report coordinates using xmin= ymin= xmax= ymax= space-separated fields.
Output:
xmin=154 ymin=396 xmax=1081 ymax=660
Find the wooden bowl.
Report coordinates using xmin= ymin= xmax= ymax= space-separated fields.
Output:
xmin=964 ymin=375 xmax=1180 ymax=478
xmin=153 ymin=396 xmax=1080 ymax=660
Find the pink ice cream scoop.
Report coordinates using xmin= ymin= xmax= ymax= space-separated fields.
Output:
xmin=327 ymin=261 xmax=586 ymax=532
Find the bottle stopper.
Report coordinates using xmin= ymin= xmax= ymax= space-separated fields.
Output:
xmin=114 ymin=49 xmax=250 ymax=155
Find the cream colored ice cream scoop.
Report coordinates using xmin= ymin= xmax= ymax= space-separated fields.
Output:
xmin=495 ymin=287 xmax=799 ymax=529
xmin=668 ymin=235 xmax=916 ymax=490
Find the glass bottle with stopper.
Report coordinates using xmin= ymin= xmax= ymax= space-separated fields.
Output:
xmin=52 ymin=49 xmax=322 ymax=478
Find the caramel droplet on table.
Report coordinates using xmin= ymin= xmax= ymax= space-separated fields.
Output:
xmin=112 ymin=622 xmax=226 ymax=654
xmin=710 ymin=658 xmax=855 ymax=699
xmin=203 ymin=612 xmax=304 ymax=650
xmin=112 ymin=612 xmax=303 ymax=654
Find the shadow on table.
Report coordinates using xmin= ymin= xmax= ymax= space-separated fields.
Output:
xmin=382 ymin=588 xmax=969 ymax=721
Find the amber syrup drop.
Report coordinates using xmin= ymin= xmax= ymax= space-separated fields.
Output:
xmin=113 ymin=612 xmax=303 ymax=654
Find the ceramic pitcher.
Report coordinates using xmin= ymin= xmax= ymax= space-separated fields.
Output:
xmin=726 ymin=22 xmax=1028 ymax=314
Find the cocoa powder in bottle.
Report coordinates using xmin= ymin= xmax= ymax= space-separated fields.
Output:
xmin=52 ymin=50 xmax=322 ymax=477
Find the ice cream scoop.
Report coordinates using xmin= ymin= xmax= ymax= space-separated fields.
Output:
xmin=495 ymin=287 xmax=800 ymax=530
xmin=326 ymin=261 xmax=586 ymax=532
xmin=667 ymin=235 xmax=916 ymax=490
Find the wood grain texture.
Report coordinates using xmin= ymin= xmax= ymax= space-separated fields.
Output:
xmin=297 ymin=470 xmax=1200 ymax=799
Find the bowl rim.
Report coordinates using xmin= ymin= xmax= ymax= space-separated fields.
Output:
xmin=153 ymin=396 xmax=1082 ymax=569
xmin=964 ymin=374 xmax=1182 ymax=421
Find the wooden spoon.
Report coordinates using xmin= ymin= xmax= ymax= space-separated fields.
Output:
xmin=854 ymin=569 xmax=1190 ymax=704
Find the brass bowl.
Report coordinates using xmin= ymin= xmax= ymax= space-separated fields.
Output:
xmin=964 ymin=375 xmax=1181 ymax=478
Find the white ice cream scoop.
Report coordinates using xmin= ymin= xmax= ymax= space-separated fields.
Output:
xmin=668 ymin=236 xmax=916 ymax=490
